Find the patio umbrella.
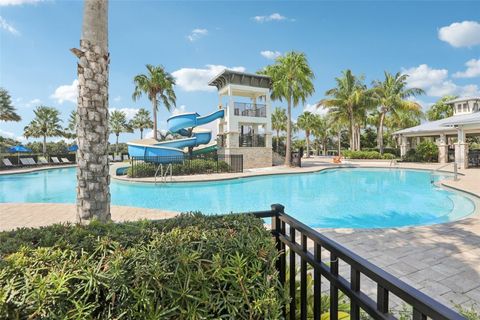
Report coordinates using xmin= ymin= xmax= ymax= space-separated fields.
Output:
xmin=68 ymin=144 xmax=78 ymax=152
xmin=7 ymin=145 xmax=32 ymax=164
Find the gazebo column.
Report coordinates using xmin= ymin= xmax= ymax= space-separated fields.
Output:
xmin=455 ymin=127 xmax=468 ymax=169
xmin=400 ymin=135 xmax=410 ymax=158
xmin=437 ymin=133 xmax=448 ymax=164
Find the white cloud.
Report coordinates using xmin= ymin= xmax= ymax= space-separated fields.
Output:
xmin=172 ymin=64 xmax=246 ymax=92
xmin=51 ymin=79 xmax=78 ymax=104
xmin=460 ymin=84 xmax=480 ymax=97
xmin=0 ymin=129 xmax=26 ymax=142
xmin=304 ymin=103 xmax=327 ymax=116
xmin=402 ymin=64 xmax=480 ymax=97
xmin=253 ymin=13 xmax=289 ymax=23
xmin=187 ymin=28 xmax=208 ymax=42
xmin=453 ymin=58 xmax=480 ymax=78
xmin=109 ymin=107 xmax=139 ymax=120
xmin=171 ymin=105 xmax=187 ymax=116
xmin=260 ymin=50 xmax=281 ymax=59
xmin=0 ymin=16 xmax=19 ymax=35
xmin=438 ymin=21 xmax=480 ymax=47
xmin=0 ymin=0 xmax=44 ymax=5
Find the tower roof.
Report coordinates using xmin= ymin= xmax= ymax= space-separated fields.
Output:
xmin=208 ymin=69 xmax=271 ymax=91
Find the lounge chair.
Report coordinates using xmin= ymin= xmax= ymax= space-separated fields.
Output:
xmin=26 ymin=158 xmax=37 ymax=165
xmin=122 ymin=154 xmax=129 ymax=161
xmin=51 ymin=157 xmax=61 ymax=164
xmin=108 ymin=155 xmax=114 ymax=162
xmin=2 ymin=158 xmax=14 ymax=167
xmin=37 ymin=157 xmax=49 ymax=164
xmin=20 ymin=158 xmax=31 ymax=166
xmin=61 ymin=158 xmax=71 ymax=163
xmin=114 ymin=154 xmax=122 ymax=162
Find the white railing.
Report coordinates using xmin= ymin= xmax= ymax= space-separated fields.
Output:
xmin=432 ymin=162 xmax=458 ymax=182
xmin=154 ymin=163 xmax=173 ymax=184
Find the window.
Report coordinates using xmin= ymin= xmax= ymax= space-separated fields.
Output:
xmin=457 ymin=104 xmax=462 ymax=113
xmin=474 ymin=103 xmax=479 ymax=112
xmin=463 ymin=103 xmax=468 ymax=112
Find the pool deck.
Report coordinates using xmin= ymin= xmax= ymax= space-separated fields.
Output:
xmin=1 ymin=158 xmax=480 ymax=311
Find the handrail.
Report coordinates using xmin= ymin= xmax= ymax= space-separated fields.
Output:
xmin=433 ymin=162 xmax=458 ymax=181
xmin=249 ymin=204 xmax=465 ymax=320
xmin=154 ymin=163 xmax=163 ymax=185
xmin=389 ymin=159 xmax=398 ymax=167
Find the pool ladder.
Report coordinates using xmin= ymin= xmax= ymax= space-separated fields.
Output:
xmin=431 ymin=162 xmax=458 ymax=183
xmin=154 ymin=163 xmax=173 ymax=184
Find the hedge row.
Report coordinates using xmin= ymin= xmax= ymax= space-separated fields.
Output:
xmin=402 ymin=140 xmax=439 ymax=163
xmin=127 ymin=159 xmax=231 ymax=178
xmin=343 ymin=150 xmax=396 ymax=160
xmin=0 ymin=214 xmax=284 ymax=319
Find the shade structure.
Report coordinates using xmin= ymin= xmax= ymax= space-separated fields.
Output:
xmin=7 ymin=145 xmax=32 ymax=153
xmin=68 ymin=144 xmax=78 ymax=152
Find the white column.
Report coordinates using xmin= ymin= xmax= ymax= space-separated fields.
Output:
xmin=455 ymin=127 xmax=468 ymax=169
xmin=437 ymin=133 xmax=448 ymax=164
xmin=265 ymin=92 xmax=272 ymax=148
xmin=400 ymin=135 xmax=410 ymax=158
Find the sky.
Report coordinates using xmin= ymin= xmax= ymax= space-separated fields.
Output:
xmin=0 ymin=0 xmax=479 ymax=144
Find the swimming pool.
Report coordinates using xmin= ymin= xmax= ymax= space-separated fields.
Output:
xmin=0 ymin=167 xmax=476 ymax=228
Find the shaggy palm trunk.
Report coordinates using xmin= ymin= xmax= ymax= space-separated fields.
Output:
xmin=42 ymin=135 xmax=47 ymax=155
xmin=276 ymin=130 xmax=280 ymax=153
xmin=323 ymin=138 xmax=328 ymax=155
xmin=338 ymin=131 xmax=341 ymax=155
xmin=115 ymin=133 xmax=119 ymax=153
xmin=140 ymin=128 xmax=143 ymax=139
xmin=377 ymin=111 xmax=386 ymax=154
xmin=285 ymin=96 xmax=292 ymax=166
xmin=73 ymin=0 xmax=110 ymax=223
xmin=305 ymin=131 xmax=310 ymax=158
xmin=152 ymin=96 xmax=158 ymax=140
xmin=349 ymin=113 xmax=355 ymax=151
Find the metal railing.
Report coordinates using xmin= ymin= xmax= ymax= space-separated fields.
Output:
xmin=154 ymin=163 xmax=173 ymax=184
xmin=239 ymin=134 xmax=266 ymax=147
xmin=129 ymin=154 xmax=243 ymax=178
xmin=233 ymin=102 xmax=266 ymax=117
xmin=251 ymin=204 xmax=465 ymax=320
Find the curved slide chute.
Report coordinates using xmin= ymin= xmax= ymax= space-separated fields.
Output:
xmin=127 ymin=109 xmax=224 ymax=161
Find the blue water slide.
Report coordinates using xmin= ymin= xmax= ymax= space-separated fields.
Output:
xmin=127 ymin=109 xmax=225 ymax=163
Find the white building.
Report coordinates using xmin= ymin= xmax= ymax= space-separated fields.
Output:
xmin=395 ymin=97 xmax=480 ymax=168
xmin=209 ymin=69 xmax=273 ymax=168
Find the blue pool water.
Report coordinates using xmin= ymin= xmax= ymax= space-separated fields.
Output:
xmin=0 ymin=167 xmax=475 ymax=228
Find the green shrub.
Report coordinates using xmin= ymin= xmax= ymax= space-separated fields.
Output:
xmin=127 ymin=159 xmax=232 ymax=178
xmin=402 ymin=141 xmax=439 ymax=163
xmin=0 ymin=214 xmax=283 ymax=319
xmin=343 ymin=150 xmax=396 ymax=160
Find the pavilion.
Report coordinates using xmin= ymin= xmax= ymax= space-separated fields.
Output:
xmin=394 ymin=97 xmax=480 ymax=168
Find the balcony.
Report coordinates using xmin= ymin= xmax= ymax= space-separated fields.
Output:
xmin=233 ymin=102 xmax=266 ymax=118
xmin=239 ymin=134 xmax=266 ymax=147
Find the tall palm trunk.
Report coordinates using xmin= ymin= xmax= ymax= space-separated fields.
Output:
xmin=152 ymin=96 xmax=158 ymax=140
xmin=377 ymin=111 xmax=386 ymax=154
xmin=337 ymin=131 xmax=341 ymax=155
xmin=73 ymin=0 xmax=110 ymax=223
xmin=115 ymin=133 xmax=119 ymax=153
xmin=285 ymin=96 xmax=292 ymax=166
xmin=323 ymin=138 xmax=328 ymax=156
xmin=349 ymin=113 xmax=355 ymax=151
xmin=305 ymin=130 xmax=310 ymax=158
xmin=276 ymin=129 xmax=280 ymax=153
xmin=42 ymin=134 xmax=47 ymax=155
xmin=140 ymin=128 xmax=143 ymax=139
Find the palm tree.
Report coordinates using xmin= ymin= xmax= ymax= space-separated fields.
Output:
xmin=23 ymin=106 xmax=64 ymax=155
xmin=297 ymin=111 xmax=318 ymax=157
xmin=426 ymin=95 xmax=457 ymax=121
xmin=71 ymin=0 xmax=110 ymax=222
xmin=259 ymin=51 xmax=315 ymax=166
xmin=133 ymin=65 xmax=176 ymax=141
xmin=109 ymin=110 xmax=133 ymax=153
xmin=372 ymin=72 xmax=424 ymax=154
xmin=0 ymin=88 xmax=21 ymax=122
xmin=319 ymin=70 xmax=373 ymax=151
xmin=130 ymin=108 xmax=153 ymax=139
xmin=271 ymin=107 xmax=287 ymax=153
xmin=312 ymin=115 xmax=330 ymax=156
xmin=64 ymin=110 xmax=77 ymax=139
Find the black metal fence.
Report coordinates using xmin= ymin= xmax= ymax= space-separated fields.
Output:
xmin=252 ymin=204 xmax=465 ymax=320
xmin=239 ymin=134 xmax=266 ymax=147
xmin=234 ymin=102 xmax=267 ymax=117
xmin=129 ymin=154 xmax=243 ymax=177
xmin=468 ymin=150 xmax=480 ymax=167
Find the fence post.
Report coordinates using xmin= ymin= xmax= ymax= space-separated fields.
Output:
xmin=271 ymin=203 xmax=286 ymax=317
